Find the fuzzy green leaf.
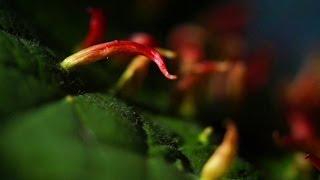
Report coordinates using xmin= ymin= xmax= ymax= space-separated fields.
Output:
xmin=143 ymin=114 xmax=214 ymax=174
xmin=0 ymin=93 xmax=194 ymax=180
xmin=0 ymin=30 xmax=67 ymax=118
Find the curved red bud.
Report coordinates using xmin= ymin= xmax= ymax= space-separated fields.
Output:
xmin=81 ymin=8 xmax=107 ymax=48
xmin=61 ymin=40 xmax=177 ymax=80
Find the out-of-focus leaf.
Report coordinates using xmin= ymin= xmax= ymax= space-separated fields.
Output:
xmin=0 ymin=93 xmax=193 ymax=180
xmin=144 ymin=114 xmax=214 ymax=174
xmin=144 ymin=114 xmax=258 ymax=178
xmin=224 ymin=158 xmax=259 ymax=180
xmin=0 ymin=30 xmax=57 ymax=80
xmin=147 ymin=157 xmax=195 ymax=180
xmin=0 ymin=30 xmax=67 ymax=118
xmin=261 ymin=154 xmax=314 ymax=180
xmin=0 ymin=66 xmax=59 ymax=118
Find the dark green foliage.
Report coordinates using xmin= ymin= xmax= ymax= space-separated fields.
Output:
xmin=261 ymin=155 xmax=315 ymax=180
xmin=0 ymin=65 xmax=58 ymax=117
xmin=224 ymin=158 xmax=260 ymax=180
xmin=0 ymin=30 xmax=65 ymax=118
xmin=0 ymin=0 xmax=67 ymax=118
xmin=145 ymin=114 xmax=214 ymax=174
xmin=0 ymin=94 xmax=192 ymax=180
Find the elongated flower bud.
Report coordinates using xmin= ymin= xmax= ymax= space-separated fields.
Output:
xmin=60 ymin=40 xmax=177 ymax=80
xmin=81 ymin=8 xmax=107 ymax=48
xmin=201 ymin=122 xmax=238 ymax=180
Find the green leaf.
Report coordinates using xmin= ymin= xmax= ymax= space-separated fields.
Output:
xmin=143 ymin=115 xmax=259 ymax=179
xmin=143 ymin=114 xmax=214 ymax=174
xmin=0 ymin=30 xmax=66 ymax=118
xmin=0 ymin=93 xmax=193 ymax=180
xmin=261 ymin=154 xmax=314 ymax=180
xmin=0 ymin=66 xmax=59 ymax=118
xmin=224 ymin=158 xmax=260 ymax=180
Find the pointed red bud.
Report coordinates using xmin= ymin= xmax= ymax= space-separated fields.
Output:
xmin=81 ymin=8 xmax=107 ymax=48
xmin=61 ymin=40 xmax=177 ymax=80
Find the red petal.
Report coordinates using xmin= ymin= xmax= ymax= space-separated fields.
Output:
xmin=287 ymin=112 xmax=315 ymax=141
xmin=61 ymin=40 xmax=177 ymax=80
xmin=81 ymin=8 xmax=107 ymax=48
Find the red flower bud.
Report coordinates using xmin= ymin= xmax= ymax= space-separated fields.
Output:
xmin=81 ymin=8 xmax=107 ymax=48
xmin=61 ymin=40 xmax=177 ymax=80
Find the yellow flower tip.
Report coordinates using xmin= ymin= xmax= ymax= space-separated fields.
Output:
xmin=60 ymin=46 xmax=96 ymax=71
xmin=198 ymin=127 xmax=214 ymax=145
xmin=60 ymin=59 xmax=73 ymax=71
xmin=157 ymin=48 xmax=177 ymax=59
xmin=115 ymin=56 xmax=149 ymax=90
xmin=60 ymin=53 xmax=83 ymax=71
xmin=201 ymin=121 xmax=238 ymax=180
xmin=65 ymin=95 xmax=74 ymax=103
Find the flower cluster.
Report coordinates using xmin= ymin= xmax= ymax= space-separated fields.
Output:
xmin=59 ymin=4 xmax=319 ymax=178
